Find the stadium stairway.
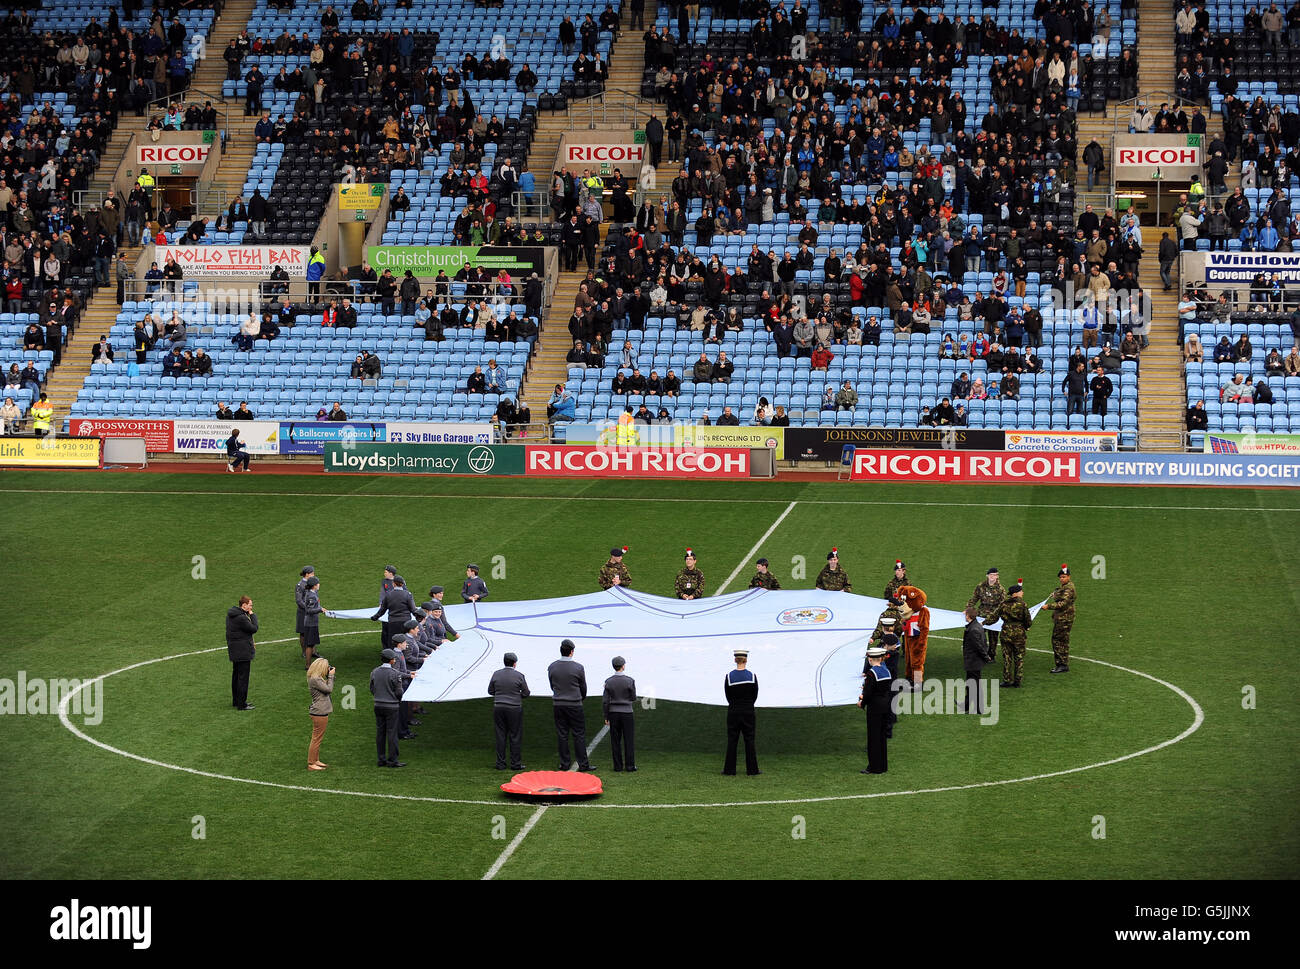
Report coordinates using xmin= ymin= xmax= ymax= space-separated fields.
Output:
xmin=1137 ymin=246 xmax=1186 ymax=449
xmin=182 ymin=0 xmax=263 ymax=213
xmin=515 ymin=21 xmax=647 ymax=417
xmin=518 ymin=233 xmax=611 ymax=416
xmin=1133 ymin=0 xmax=1184 ymax=450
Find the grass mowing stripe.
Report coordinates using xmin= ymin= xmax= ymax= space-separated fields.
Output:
xmin=3 ymin=487 xmax=1299 ymax=514
xmin=481 ymin=723 xmax=611 ymax=880
xmin=715 ymin=500 xmax=798 ymax=595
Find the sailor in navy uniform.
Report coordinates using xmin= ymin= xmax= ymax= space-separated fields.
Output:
xmin=860 ymin=645 xmax=892 ymax=774
xmin=377 ymin=565 xmax=396 ymax=648
xmin=722 ymin=648 xmax=760 ymax=775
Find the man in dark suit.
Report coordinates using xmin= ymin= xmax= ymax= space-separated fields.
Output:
xmin=487 ymin=652 xmax=530 ymax=770
xmin=723 ymin=647 xmax=759 ymax=775
xmin=960 ymin=607 xmax=994 ymax=715
xmin=370 ymin=648 xmax=406 ymax=767
xmin=225 ymin=595 xmax=258 ymax=710
xmin=549 ymin=639 xmax=594 ymax=771
xmin=602 ymin=656 xmax=637 ymax=771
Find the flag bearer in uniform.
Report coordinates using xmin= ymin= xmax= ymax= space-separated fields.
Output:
xmin=859 ymin=645 xmax=892 ymax=774
xmin=996 ymin=580 xmax=1033 ymax=687
xmin=675 ymin=548 xmax=704 ymax=599
xmin=599 ymin=546 xmax=632 ymax=589
xmin=1043 ymin=564 xmax=1076 ymax=673
xmin=815 ymin=548 xmax=852 ymax=590
xmin=722 ymin=648 xmax=759 ymax=775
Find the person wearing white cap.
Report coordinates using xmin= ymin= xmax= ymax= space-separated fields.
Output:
xmin=722 ymin=648 xmax=760 ymax=775
xmin=859 ymin=645 xmax=892 ymax=774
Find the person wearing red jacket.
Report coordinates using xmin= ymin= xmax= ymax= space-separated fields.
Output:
xmin=811 ymin=342 xmax=834 ymax=370
xmin=322 ymin=299 xmax=339 ymax=327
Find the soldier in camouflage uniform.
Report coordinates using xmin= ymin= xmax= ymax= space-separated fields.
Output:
xmin=748 ymin=557 xmax=782 ymax=589
xmin=815 ymin=548 xmax=852 ymax=591
xmin=883 ymin=559 xmax=908 ymax=599
xmin=675 ymin=549 xmax=705 ymax=600
xmin=965 ymin=567 xmax=1007 ymax=660
xmin=1042 ymin=564 xmax=1076 ymax=673
xmin=995 ymin=580 xmax=1033 ymax=687
xmin=598 ymin=546 xmax=632 ymax=590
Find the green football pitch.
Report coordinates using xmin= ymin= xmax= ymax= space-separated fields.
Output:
xmin=0 ymin=471 xmax=1297 ymax=880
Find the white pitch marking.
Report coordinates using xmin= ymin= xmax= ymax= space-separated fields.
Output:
xmin=714 ymin=500 xmax=798 ymax=596
xmin=4 ymin=487 xmax=1298 ymax=514
xmin=58 ymin=643 xmax=1204 ymax=812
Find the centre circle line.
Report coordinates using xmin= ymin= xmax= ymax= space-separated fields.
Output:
xmin=57 ymin=634 xmax=1204 ymax=811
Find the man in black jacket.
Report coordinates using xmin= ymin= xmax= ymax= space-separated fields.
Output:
xmin=226 ymin=596 xmax=258 ymax=710
xmin=960 ymin=607 xmax=993 ymax=715
xmin=1090 ymin=367 xmax=1114 ymax=415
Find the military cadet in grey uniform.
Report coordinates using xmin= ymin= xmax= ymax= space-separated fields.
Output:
xmin=462 ymin=564 xmax=489 ymax=603
xmin=722 ymin=647 xmax=760 ymax=775
xmin=376 ymin=565 xmax=396 ymax=648
xmin=487 ymin=652 xmax=530 ymax=770
xmin=295 ymin=565 xmax=314 ymax=656
xmin=675 ymin=548 xmax=704 ymax=599
xmin=373 ymin=575 xmax=417 ymax=652
xmin=549 ymin=639 xmax=595 ymax=771
xmin=427 ymin=586 xmax=459 ymax=640
xmin=599 ymin=546 xmax=632 ymax=589
xmin=815 ymin=548 xmax=852 ymax=591
xmin=602 ymin=655 xmax=637 ymax=771
xmin=301 ymin=575 xmax=324 ymax=669
xmin=748 ymin=557 xmax=782 ymax=589
xmin=370 ymin=648 xmax=406 ymax=768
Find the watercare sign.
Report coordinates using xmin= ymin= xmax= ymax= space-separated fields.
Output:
xmin=324 ymin=442 xmax=525 ymax=475
xmin=70 ymin=417 xmax=174 ymax=451
xmin=173 ymin=419 xmax=279 ymax=454
xmin=279 ymin=421 xmax=385 ymax=455
xmin=525 ymin=445 xmax=751 ymax=478
xmin=1004 ymin=430 xmax=1118 ymax=452
xmin=1113 ymin=134 xmax=1202 ymax=181
xmin=137 ymin=143 xmax=212 ymax=167
xmin=1080 ymin=453 xmax=1300 ymax=486
xmin=851 ymin=450 xmax=1081 ymax=484
xmin=155 ymin=246 xmax=310 ymax=277
xmin=384 ymin=421 xmax=493 ymax=445
xmin=1204 ymin=251 xmax=1300 ymax=284
xmin=338 ymin=183 xmax=385 ymax=211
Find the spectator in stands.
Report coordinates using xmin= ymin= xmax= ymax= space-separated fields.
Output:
xmin=91 ymin=335 xmax=114 ymax=364
xmin=1213 ymin=337 xmax=1237 ymax=364
xmin=162 ymin=346 xmax=184 ymax=379
xmin=1222 ymin=373 xmax=1247 ymax=402
xmin=1062 ymin=361 xmax=1087 ymax=415
xmin=692 ymin=352 xmax=713 ymax=384
xmin=191 ymin=348 xmax=213 ymax=377
xmin=716 ymin=406 xmax=740 ymax=427
xmin=0 ymin=398 xmax=21 ymax=434
xmin=23 ymin=324 xmax=44 ymax=351
xmin=467 ymin=366 xmax=487 ymax=394
xmin=1257 ymin=379 xmax=1276 ymax=405
xmin=1120 ymin=333 xmax=1142 ymax=363
xmin=1182 ymin=333 xmax=1204 ymax=365
xmin=1233 ymin=334 xmax=1254 ymax=363
xmin=547 ymin=383 xmax=575 ymax=423
xmin=712 ymin=351 xmax=734 ymax=384
xmin=835 ymin=381 xmax=858 ymax=411
xmin=811 ymin=343 xmax=834 ymax=371
xmin=1186 ymin=400 xmax=1208 ymax=431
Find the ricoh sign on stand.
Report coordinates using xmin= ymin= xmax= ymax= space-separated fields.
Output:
xmin=1113 ymin=134 xmax=1203 ymax=181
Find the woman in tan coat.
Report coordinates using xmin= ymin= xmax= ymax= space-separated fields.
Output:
xmin=307 ymin=658 xmax=335 ymax=770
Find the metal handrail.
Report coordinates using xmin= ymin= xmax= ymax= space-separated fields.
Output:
xmin=145 ymin=89 xmax=231 ymax=148
xmin=565 ymin=86 xmax=660 ymax=130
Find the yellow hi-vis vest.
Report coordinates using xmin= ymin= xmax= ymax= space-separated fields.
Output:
xmin=137 ymin=172 xmax=155 ymax=189
xmin=31 ymin=400 xmax=53 ymax=431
